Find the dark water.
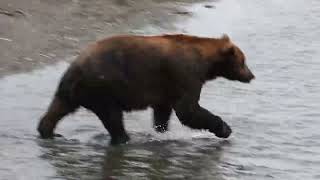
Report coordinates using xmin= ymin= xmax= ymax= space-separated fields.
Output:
xmin=1 ymin=0 xmax=320 ymax=179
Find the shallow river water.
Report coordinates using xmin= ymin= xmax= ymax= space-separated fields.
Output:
xmin=1 ymin=0 xmax=320 ymax=179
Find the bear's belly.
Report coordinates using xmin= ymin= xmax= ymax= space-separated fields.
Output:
xmin=76 ymin=78 xmax=176 ymax=111
xmin=118 ymin=91 xmax=173 ymax=111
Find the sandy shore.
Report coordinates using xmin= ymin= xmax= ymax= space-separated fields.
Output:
xmin=0 ymin=0 xmax=206 ymax=77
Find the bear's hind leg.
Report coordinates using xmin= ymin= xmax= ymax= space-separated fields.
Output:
xmin=89 ymin=102 xmax=129 ymax=145
xmin=152 ymin=105 xmax=172 ymax=133
xmin=38 ymin=95 xmax=79 ymax=138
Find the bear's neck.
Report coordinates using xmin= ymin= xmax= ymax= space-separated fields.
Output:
xmin=204 ymin=60 xmax=225 ymax=81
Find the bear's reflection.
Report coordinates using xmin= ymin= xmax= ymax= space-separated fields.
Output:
xmin=37 ymin=136 xmax=228 ymax=179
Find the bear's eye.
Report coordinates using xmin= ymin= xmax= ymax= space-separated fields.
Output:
xmin=240 ymin=60 xmax=245 ymax=67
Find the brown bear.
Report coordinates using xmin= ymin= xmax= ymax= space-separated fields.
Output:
xmin=37 ymin=34 xmax=255 ymax=145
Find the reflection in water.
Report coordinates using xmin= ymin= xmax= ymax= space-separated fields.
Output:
xmin=37 ymin=136 xmax=228 ymax=179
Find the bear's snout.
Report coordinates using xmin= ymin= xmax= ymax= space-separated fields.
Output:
xmin=241 ymin=65 xmax=255 ymax=83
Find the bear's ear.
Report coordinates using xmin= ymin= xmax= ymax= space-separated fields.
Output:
xmin=221 ymin=34 xmax=230 ymax=42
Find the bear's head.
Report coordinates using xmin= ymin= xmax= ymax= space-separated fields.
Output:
xmin=210 ymin=35 xmax=255 ymax=83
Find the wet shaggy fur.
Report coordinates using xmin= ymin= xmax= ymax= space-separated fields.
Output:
xmin=37 ymin=34 xmax=255 ymax=145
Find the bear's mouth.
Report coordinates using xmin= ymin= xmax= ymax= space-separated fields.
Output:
xmin=240 ymin=78 xmax=252 ymax=83
xmin=239 ymin=75 xmax=255 ymax=83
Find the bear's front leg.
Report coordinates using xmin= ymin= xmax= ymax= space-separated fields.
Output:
xmin=174 ymin=103 xmax=232 ymax=138
xmin=173 ymin=85 xmax=232 ymax=138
